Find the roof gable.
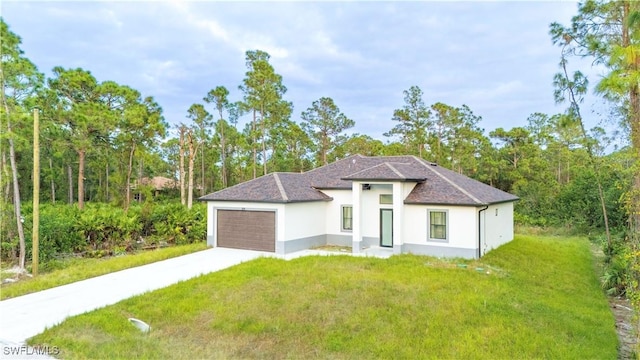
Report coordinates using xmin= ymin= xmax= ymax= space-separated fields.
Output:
xmin=342 ymin=162 xmax=427 ymax=182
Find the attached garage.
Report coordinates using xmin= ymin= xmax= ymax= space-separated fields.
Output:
xmin=216 ymin=209 xmax=276 ymax=252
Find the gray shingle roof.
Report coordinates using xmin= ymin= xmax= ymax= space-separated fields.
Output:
xmin=199 ymin=155 xmax=518 ymax=205
xmin=342 ymin=162 xmax=427 ymax=181
xmin=198 ymin=172 xmax=331 ymax=203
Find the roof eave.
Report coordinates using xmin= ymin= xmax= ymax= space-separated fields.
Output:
xmin=404 ymin=197 xmax=519 ymax=206
xmin=199 ymin=198 xmax=333 ymax=204
xmin=403 ymin=200 xmax=487 ymax=207
xmin=486 ymin=198 xmax=520 ymax=205
xmin=340 ymin=177 xmax=426 ymax=182
xmin=312 ymin=186 xmax=352 ymax=190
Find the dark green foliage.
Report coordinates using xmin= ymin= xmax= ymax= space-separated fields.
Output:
xmin=600 ymin=230 xmax=634 ymax=296
xmin=38 ymin=205 xmax=84 ymax=258
xmin=18 ymin=204 xmax=83 ymax=263
xmin=137 ymin=202 xmax=206 ymax=245
xmin=5 ymin=202 xmax=206 ymax=264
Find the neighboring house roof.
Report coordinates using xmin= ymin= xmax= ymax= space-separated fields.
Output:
xmin=133 ymin=176 xmax=178 ymax=191
xmin=199 ymin=155 xmax=518 ymax=205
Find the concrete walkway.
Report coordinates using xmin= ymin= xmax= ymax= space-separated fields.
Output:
xmin=0 ymin=247 xmax=269 ymax=346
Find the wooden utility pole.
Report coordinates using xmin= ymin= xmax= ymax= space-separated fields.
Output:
xmin=32 ymin=108 xmax=40 ymax=276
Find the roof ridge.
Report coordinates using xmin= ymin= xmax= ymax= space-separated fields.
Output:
xmin=385 ymin=162 xmax=405 ymax=178
xmin=344 ymin=162 xmax=384 ymax=177
xmin=304 ymin=154 xmax=362 ymax=175
xmin=360 ymin=155 xmax=411 ymax=160
xmin=272 ymin=173 xmax=289 ymax=202
xmin=412 ymin=156 xmax=483 ymax=204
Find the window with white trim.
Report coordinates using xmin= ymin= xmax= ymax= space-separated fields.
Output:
xmin=341 ymin=205 xmax=353 ymax=231
xmin=427 ymin=210 xmax=448 ymax=242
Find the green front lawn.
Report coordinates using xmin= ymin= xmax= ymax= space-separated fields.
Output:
xmin=30 ymin=235 xmax=617 ymax=359
xmin=1 ymin=243 xmax=208 ymax=300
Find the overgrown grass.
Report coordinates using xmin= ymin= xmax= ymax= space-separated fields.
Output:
xmin=0 ymin=243 xmax=208 ymax=300
xmin=30 ymin=235 xmax=617 ymax=359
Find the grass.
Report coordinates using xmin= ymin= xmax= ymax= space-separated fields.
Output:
xmin=29 ymin=235 xmax=617 ymax=359
xmin=0 ymin=243 xmax=208 ymax=300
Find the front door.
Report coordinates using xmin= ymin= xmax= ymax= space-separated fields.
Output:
xmin=380 ymin=209 xmax=393 ymax=247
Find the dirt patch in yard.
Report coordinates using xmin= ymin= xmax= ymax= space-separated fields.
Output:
xmin=610 ymin=296 xmax=638 ymax=359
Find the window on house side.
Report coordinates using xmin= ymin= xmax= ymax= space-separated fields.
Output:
xmin=342 ymin=206 xmax=353 ymax=231
xmin=495 ymin=208 xmax=499 ymax=216
xmin=379 ymin=194 xmax=393 ymax=204
xmin=428 ymin=210 xmax=448 ymax=241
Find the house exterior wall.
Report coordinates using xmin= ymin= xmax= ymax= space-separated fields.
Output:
xmin=402 ymin=204 xmax=478 ymax=258
xmin=322 ymin=189 xmax=353 ymax=246
xmin=482 ymin=201 xmax=514 ymax=256
xmin=204 ymin=193 xmax=515 ymax=259
xmin=281 ymin=201 xmax=327 ymax=253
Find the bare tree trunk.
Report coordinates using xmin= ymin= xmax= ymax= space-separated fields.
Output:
xmin=219 ymin=116 xmax=227 ymax=188
xmin=67 ymin=164 xmax=73 ymax=205
xmin=179 ymin=126 xmax=186 ymax=206
xmin=200 ymin=127 xmax=206 ymax=196
xmin=2 ymin=84 xmax=26 ymax=268
xmin=322 ymin=130 xmax=328 ymax=166
xmin=137 ymin=157 xmax=143 ymax=203
xmin=49 ymin=157 xmax=55 ymax=204
xmin=77 ymin=149 xmax=85 ymax=210
xmin=261 ymin=104 xmax=267 ymax=175
xmin=7 ymin=120 xmax=26 ymax=269
xmin=124 ymin=143 xmax=135 ymax=211
xmin=188 ymin=155 xmax=195 ymax=209
xmin=200 ymin=146 xmax=205 ymax=196
xmin=3 ymin=151 xmax=10 ymax=205
xmin=105 ymin=162 xmax=109 ymax=202
xmin=252 ymin=109 xmax=257 ymax=179
xmin=187 ymin=130 xmax=199 ymax=209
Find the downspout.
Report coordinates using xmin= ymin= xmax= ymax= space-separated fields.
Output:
xmin=478 ymin=205 xmax=488 ymax=259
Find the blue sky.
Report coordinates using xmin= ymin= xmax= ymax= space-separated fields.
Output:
xmin=2 ymin=1 xmax=612 ymax=141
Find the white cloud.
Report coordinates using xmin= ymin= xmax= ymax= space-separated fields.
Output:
xmin=474 ymin=81 xmax=526 ymax=101
xmin=5 ymin=0 xmax=605 ymax=138
xmin=101 ymin=8 xmax=123 ymax=29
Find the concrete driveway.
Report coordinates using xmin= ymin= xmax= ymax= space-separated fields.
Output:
xmin=0 ymin=247 xmax=269 ymax=346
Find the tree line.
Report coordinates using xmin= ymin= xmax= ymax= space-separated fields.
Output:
xmin=1 ymin=0 xmax=639 ymax=300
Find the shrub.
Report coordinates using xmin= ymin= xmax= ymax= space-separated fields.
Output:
xmin=23 ymin=204 xmax=83 ymax=263
xmin=3 ymin=202 xmax=206 ymax=265
xmin=602 ymin=254 xmax=629 ymax=296
xmin=600 ymin=231 xmax=634 ymax=296
xmin=148 ymin=203 xmax=206 ymax=245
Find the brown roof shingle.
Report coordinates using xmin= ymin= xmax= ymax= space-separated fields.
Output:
xmin=199 ymin=172 xmax=331 ymax=203
xmin=200 ymin=155 xmax=518 ymax=205
xmin=342 ymin=162 xmax=428 ymax=182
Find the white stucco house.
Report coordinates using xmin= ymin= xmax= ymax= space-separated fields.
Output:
xmin=199 ymin=155 xmax=518 ymax=259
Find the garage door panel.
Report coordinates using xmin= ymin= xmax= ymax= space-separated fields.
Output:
xmin=217 ymin=210 xmax=275 ymax=252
